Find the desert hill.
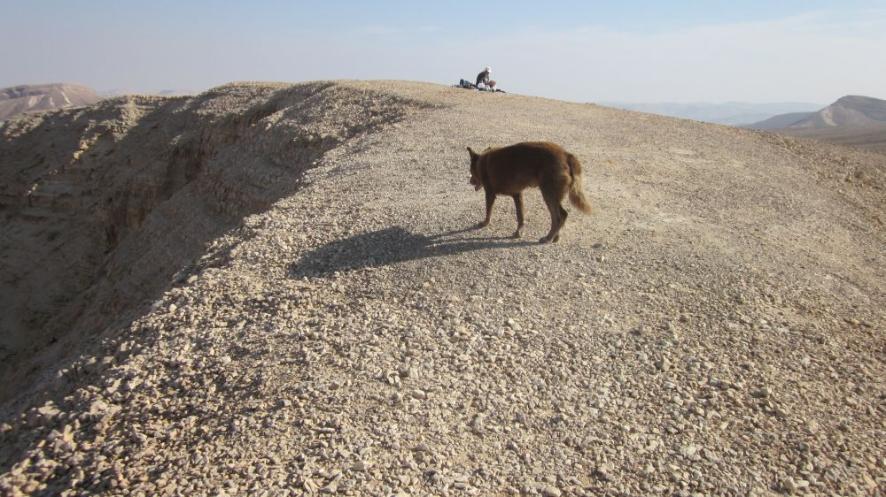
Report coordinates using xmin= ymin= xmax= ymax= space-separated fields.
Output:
xmin=0 ymin=83 xmax=100 ymax=121
xmin=747 ymin=95 xmax=886 ymax=152
xmin=788 ymin=95 xmax=886 ymax=129
xmin=1 ymin=81 xmax=883 ymax=496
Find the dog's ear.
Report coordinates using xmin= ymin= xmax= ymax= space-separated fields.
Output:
xmin=467 ymin=146 xmax=478 ymax=159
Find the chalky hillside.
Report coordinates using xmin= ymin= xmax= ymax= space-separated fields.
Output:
xmin=1 ymin=81 xmax=883 ymax=496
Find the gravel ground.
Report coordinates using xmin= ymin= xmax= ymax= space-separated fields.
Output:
xmin=0 ymin=81 xmax=884 ymax=496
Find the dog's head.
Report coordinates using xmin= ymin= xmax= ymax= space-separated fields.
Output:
xmin=466 ymin=146 xmax=482 ymax=191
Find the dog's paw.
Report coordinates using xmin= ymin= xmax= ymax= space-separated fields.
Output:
xmin=511 ymin=229 xmax=522 ymax=239
xmin=538 ymin=235 xmax=552 ymax=244
xmin=475 ymin=221 xmax=489 ymax=229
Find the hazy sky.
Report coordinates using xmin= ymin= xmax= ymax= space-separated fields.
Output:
xmin=1 ymin=0 xmax=884 ymax=103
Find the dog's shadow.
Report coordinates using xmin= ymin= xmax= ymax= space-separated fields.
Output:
xmin=289 ymin=225 xmax=533 ymax=277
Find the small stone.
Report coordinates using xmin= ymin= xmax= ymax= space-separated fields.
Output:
xmin=33 ymin=403 xmax=61 ymax=425
xmin=105 ymin=379 xmax=121 ymax=395
xmin=301 ymin=477 xmax=317 ymax=493
xmin=751 ymin=387 xmax=771 ymax=399
xmin=780 ymin=477 xmax=797 ymax=494
xmin=595 ymin=463 xmax=613 ymax=481
xmin=861 ymin=472 xmax=877 ymax=489
xmin=470 ymin=414 xmax=485 ymax=434
xmin=424 ymin=469 xmax=441 ymax=484
xmin=680 ymin=444 xmax=699 ymax=459
xmin=540 ymin=485 xmax=562 ymax=497
xmin=656 ymin=358 xmax=671 ymax=372
xmin=87 ymin=399 xmax=112 ymax=418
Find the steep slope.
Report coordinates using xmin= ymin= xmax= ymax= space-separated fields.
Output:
xmin=0 ymin=82 xmax=424 ymax=402
xmin=0 ymin=84 xmax=100 ymax=121
xmin=1 ymin=81 xmax=884 ymax=497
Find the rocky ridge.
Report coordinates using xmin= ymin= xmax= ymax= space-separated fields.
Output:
xmin=0 ymin=81 xmax=883 ymax=496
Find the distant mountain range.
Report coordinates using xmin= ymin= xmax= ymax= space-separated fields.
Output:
xmin=745 ymin=95 xmax=886 ymax=153
xmin=99 ymin=88 xmax=196 ymax=98
xmin=0 ymin=83 xmax=100 ymax=121
xmin=603 ymin=101 xmax=824 ymax=126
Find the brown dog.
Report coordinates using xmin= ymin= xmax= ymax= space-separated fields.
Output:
xmin=467 ymin=141 xmax=592 ymax=243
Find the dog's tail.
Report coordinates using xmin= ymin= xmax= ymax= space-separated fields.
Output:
xmin=566 ymin=153 xmax=592 ymax=214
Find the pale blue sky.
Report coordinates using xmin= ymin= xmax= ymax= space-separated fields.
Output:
xmin=1 ymin=1 xmax=884 ymax=102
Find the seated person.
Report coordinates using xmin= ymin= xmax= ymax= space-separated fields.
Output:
xmin=475 ymin=66 xmax=492 ymax=88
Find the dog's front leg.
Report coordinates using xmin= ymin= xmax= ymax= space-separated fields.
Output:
xmin=478 ymin=188 xmax=495 ymax=228
xmin=511 ymin=193 xmax=524 ymax=238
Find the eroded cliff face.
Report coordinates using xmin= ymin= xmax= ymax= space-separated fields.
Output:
xmin=0 ymin=82 xmax=424 ymax=401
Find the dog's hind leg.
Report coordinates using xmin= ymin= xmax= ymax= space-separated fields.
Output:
xmin=511 ymin=193 xmax=524 ymax=238
xmin=539 ymin=185 xmax=564 ymax=243
xmin=552 ymin=206 xmax=568 ymax=242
